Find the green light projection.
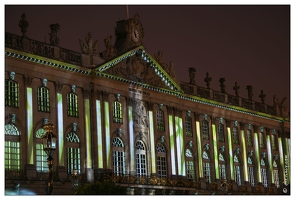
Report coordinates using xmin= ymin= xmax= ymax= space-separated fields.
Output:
xmin=104 ymin=102 xmax=111 ymax=169
xmin=26 ymin=87 xmax=33 ymax=164
xmin=227 ymin=127 xmax=234 ymax=180
xmin=212 ymin=124 xmax=219 ymax=179
xmin=128 ymin=106 xmax=134 ymax=172
xmin=175 ymin=117 xmax=185 ymax=176
xmin=285 ymin=138 xmax=290 ymax=185
xmin=266 ymin=136 xmax=273 ymax=183
xmin=241 ymin=130 xmax=248 ymax=181
xmin=96 ymin=100 xmax=103 ymax=168
xmin=85 ymin=99 xmax=92 ymax=168
xmin=196 ymin=121 xmax=203 ymax=177
xmin=254 ymin=132 xmax=261 ymax=182
xmin=57 ymin=93 xmax=64 ymax=165
xmin=149 ymin=111 xmax=156 ymax=173
xmin=169 ymin=115 xmax=176 ymax=175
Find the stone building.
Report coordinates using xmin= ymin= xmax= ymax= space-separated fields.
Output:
xmin=5 ymin=13 xmax=290 ymax=195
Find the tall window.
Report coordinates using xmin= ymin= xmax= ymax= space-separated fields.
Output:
xmin=66 ymin=131 xmax=81 ymax=174
xmin=203 ymin=145 xmax=211 ymax=183
xmin=273 ymin=156 xmax=280 ymax=188
xmin=185 ymin=148 xmax=195 ymax=180
xmin=38 ymin=87 xmax=50 ymax=112
xmin=135 ymin=141 xmax=147 ymax=176
xmin=185 ymin=116 xmax=192 ymax=137
xmin=234 ymin=152 xmax=242 ymax=186
xmin=219 ymin=147 xmax=226 ymax=180
xmin=5 ymin=80 xmax=19 ymax=107
xmin=67 ymin=93 xmax=78 ymax=117
xmin=202 ymin=120 xmax=209 ymax=140
xmin=271 ymin=134 xmax=278 ymax=151
xmin=112 ymin=137 xmax=125 ymax=175
xmin=218 ymin=121 xmax=225 ymax=142
xmin=113 ymin=101 xmax=123 ymax=124
xmin=156 ymin=143 xmax=167 ymax=177
xmin=232 ymin=125 xmax=239 ymax=144
xmin=36 ymin=128 xmax=48 ymax=172
xmin=259 ymin=132 xmax=266 ymax=149
xmin=156 ymin=109 xmax=165 ymax=131
xmin=5 ymin=124 xmax=21 ymax=170
xmin=261 ymin=155 xmax=268 ymax=187
xmin=247 ymin=153 xmax=255 ymax=186
xmin=247 ymin=129 xmax=253 ymax=147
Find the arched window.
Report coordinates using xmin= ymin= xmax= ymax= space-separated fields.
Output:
xmin=219 ymin=147 xmax=226 ymax=180
xmin=67 ymin=93 xmax=78 ymax=117
xmin=247 ymin=151 xmax=255 ymax=186
xmin=38 ymin=86 xmax=50 ymax=112
xmin=233 ymin=149 xmax=242 ymax=186
xmin=5 ymin=80 xmax=19 ymax=108
xmin=202 ymin=144 xmax=211 ymax=183
xmin=273 ymin=155 xmax=280 ymax=188
xmin=218 ymin=121 xmax=225 ymax=142
xmin=261 ymin=153 xmax=268 ymax=187
xmin=66 ymin=131 xmax=81 ymax=174
xmin=156 ymin=109 xmax=165 ymax=131
xmin=202 ymin=120 xmax=209 ymax=140
xmin=112 ymin=137 xmax=125 ymax=175
xmin=185 ymin=116 xmax=192 ymax=137
xmin=5 ymin=124 xmax=21 ymax=170
xmin=113 ymin=101 xmax=123 ymax=124
xmin=135 ymin=141 xmax=147 ymax=176
xmin=156 ymin=143 xmax=167 ymax=177
xmin=247 ymin=129 xmax=253 ymax=147
xmin=185 ymin=148 xmax=195 ymax=180
xmin=232 ymin=125 xmax=239 ymax=145
xmin=36 ymin=128 xmax=48 ymax=172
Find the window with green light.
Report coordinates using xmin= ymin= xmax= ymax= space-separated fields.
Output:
xmin=37 ymin=86 xmax=50 ymax=113
xmin=112 ymin=137 xmax=125 ymax=175
xmin=5 ymin=80 xmax=19 ymax=108
xmin=113 ymin=101 xmax=123 ymax=124
xmin=66 ymin=131 xmax=81 ymax=174
xmin=5 ymin=124 xmax=21 ymax=170
xmin=67 ymin=93 xmax=78 ymax=117
xmin=202 ymin=120 xmax=209 ymax=140
xmin=185 ymin=116 xmax=192 ymax=137
xmin=247 ymin=129 xmax=253 ymax=147
xmin=218 ymin=122 xmax=225 ymax=142
xmin=232 ymin=126 xmax=239 ymax=145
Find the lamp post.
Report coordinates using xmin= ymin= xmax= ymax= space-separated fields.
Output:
xmin=42 ymin=122 xmax=57 ymax=195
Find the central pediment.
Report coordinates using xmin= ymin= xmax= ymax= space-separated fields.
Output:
xmin=94 ymin=46 xmax=183 ymax=93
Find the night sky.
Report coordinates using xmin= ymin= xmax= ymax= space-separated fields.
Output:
xmin=5 ymin=4 xmax=290 ymax=107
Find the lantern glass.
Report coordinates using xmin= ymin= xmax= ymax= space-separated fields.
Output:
xmin=42 ymin=132 xmax=57 ymax=157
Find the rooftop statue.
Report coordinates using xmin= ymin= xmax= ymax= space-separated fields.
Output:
xmin=219 ymin=78 xmax=226 ymax=93
xmin=188 ymin=67 xmax=196 ymax=85
xmin=19 ymin=13 xmax=29 ymax=37
xmin=79 ymin=32 xmax=99 ymax=55
xmin=49 ymin=23 xmax=60 ymax=46
xmin=102 ymin=35 xmax=117 ymax=59
xmin=204 ymin=72 xmax=212 ymax=89
xmin=233 ymin=81 xmax=240 ymax=97
xmin=246 ymin=85 xmax=253 ymax=101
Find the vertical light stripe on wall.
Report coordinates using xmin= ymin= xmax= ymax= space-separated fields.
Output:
xmin=212 ymin=124 xmax=219 ymax=179
xmin=266 ymin=135 xmax=273 ymax=183
xmin=104 ymin=102 xmax=111 ymax=169
xmin=254 ymin=132 xmax=261 ymax=182
xmin=26 ymin=87 xmax=33 ymax=164
xmin=128 ymin=106 xmax=134 ymax=173
xmin=227 ymin=127 xmax=234 ymax=180
xmin=196 ymin=121 xmax=203 ymax=177
xmin=241 ymin=130 xmax=248 ymax=181
xmin=96 ymin=100 xmax=103 ymax=168
xmin=57 ymin=93 xmax=64 ymax=166
xmin=285 ymin=138 xmax=290 ymax=185
xmin=169 ymin=115 xmax=176 ymax=175
xmin=149 ymin=111 xmax=156 ymax=173
xmin=278 ymin=138 xmax=284 ymax=183
xmin=85 ymin=99 xmax=92 ymax=169
xmin=177 ymin=117 xmax=185 ymax=176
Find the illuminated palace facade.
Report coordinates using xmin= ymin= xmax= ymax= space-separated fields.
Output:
xmin=5 ymin=13 xmax=290 ymax=195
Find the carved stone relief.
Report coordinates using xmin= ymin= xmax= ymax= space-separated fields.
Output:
xmin=132 ymin=99 xmax=149 ymax=128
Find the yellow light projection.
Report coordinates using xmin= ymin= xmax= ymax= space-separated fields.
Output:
xmin=212 ymin=124 xmax=219 ymax=179
xmin=26 ymin=87 xmax=33 ymax=164
xmin=196 ymin=121 xmax=203 ymax=177
xmin=266 ymin=135 xmax=273 ymax=183
xmin=104 ymin=102 xmax=111 ymax=169
xmin=254 ymin=132 xmax=261 ymax=182
xmin=85 ymin=99 xmax=92 ymax=169
xmin=149 ymin=111 xmax=156 ymax=173
xmin=241 ymin=130 xmax=248 ymax=181
xmin=175 ymin=117 xmax=185 ymax=176
xmin=128 ymin=106 xmax=134 ymax=172
xmin=227 ymin=127 xmax=234 ymax=180
xmin=169 ymin=115 xmax=176 ymax=175
xmin=57 ymin=93 xmax=64 ymax=166
xmin=96 ymin=100 xmax=103 ymax=168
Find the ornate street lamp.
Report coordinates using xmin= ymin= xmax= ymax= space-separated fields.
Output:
xmin=42 ymin=122 xmax=57 ymax=195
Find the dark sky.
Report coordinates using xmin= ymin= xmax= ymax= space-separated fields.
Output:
xmin=5 ymin=5 xmax=290 ymax=107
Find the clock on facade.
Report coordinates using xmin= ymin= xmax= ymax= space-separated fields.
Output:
xmin=132 ymin=28 xmax=139 ymax=43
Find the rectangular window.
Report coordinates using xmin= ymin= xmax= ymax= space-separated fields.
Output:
xmin=67 ymin=93 xmax=78 ymax=117
xmin=248 ymin=166 xmax=255 ymax=186
xmin=38 ymin=87 xmax=50 ymax=112
xmin=36 ymin=144 xmax=49 ymax=172
xmin=186 ymin=160 xmax=195 ymax=180
xmin=203 ymin=162 xmax=211 ymax=183
xmin=113 ymin=101 xmax=123 ymax=124
xmin=261 ymin=168 xmax=268 ymax=187
xmin=67 ymin=147 xmax=81 ymax=174
xmin=156 ymin=110 xmax=165 ymax=131
xmin=219 ymin=164 xmax=226 ymax=180
xmin=234 ymin=165 xmax=242 ymax=186
xmin=136 ymin=154 xmax=146 ymax=176
xmin=113 ymin=151 xmax=125 ymax=175
xmin=5 ymin=80 xmax=19 ymax=108
xmin=274 ymin=169 xmax=280 ymax=188
xmin=185 ymin=117 xmax=192 ymax=137
xmin=5 ymin=141 xmax=21 ymax=170
xmin=157 ymin=156 xmax=167 ymax=177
